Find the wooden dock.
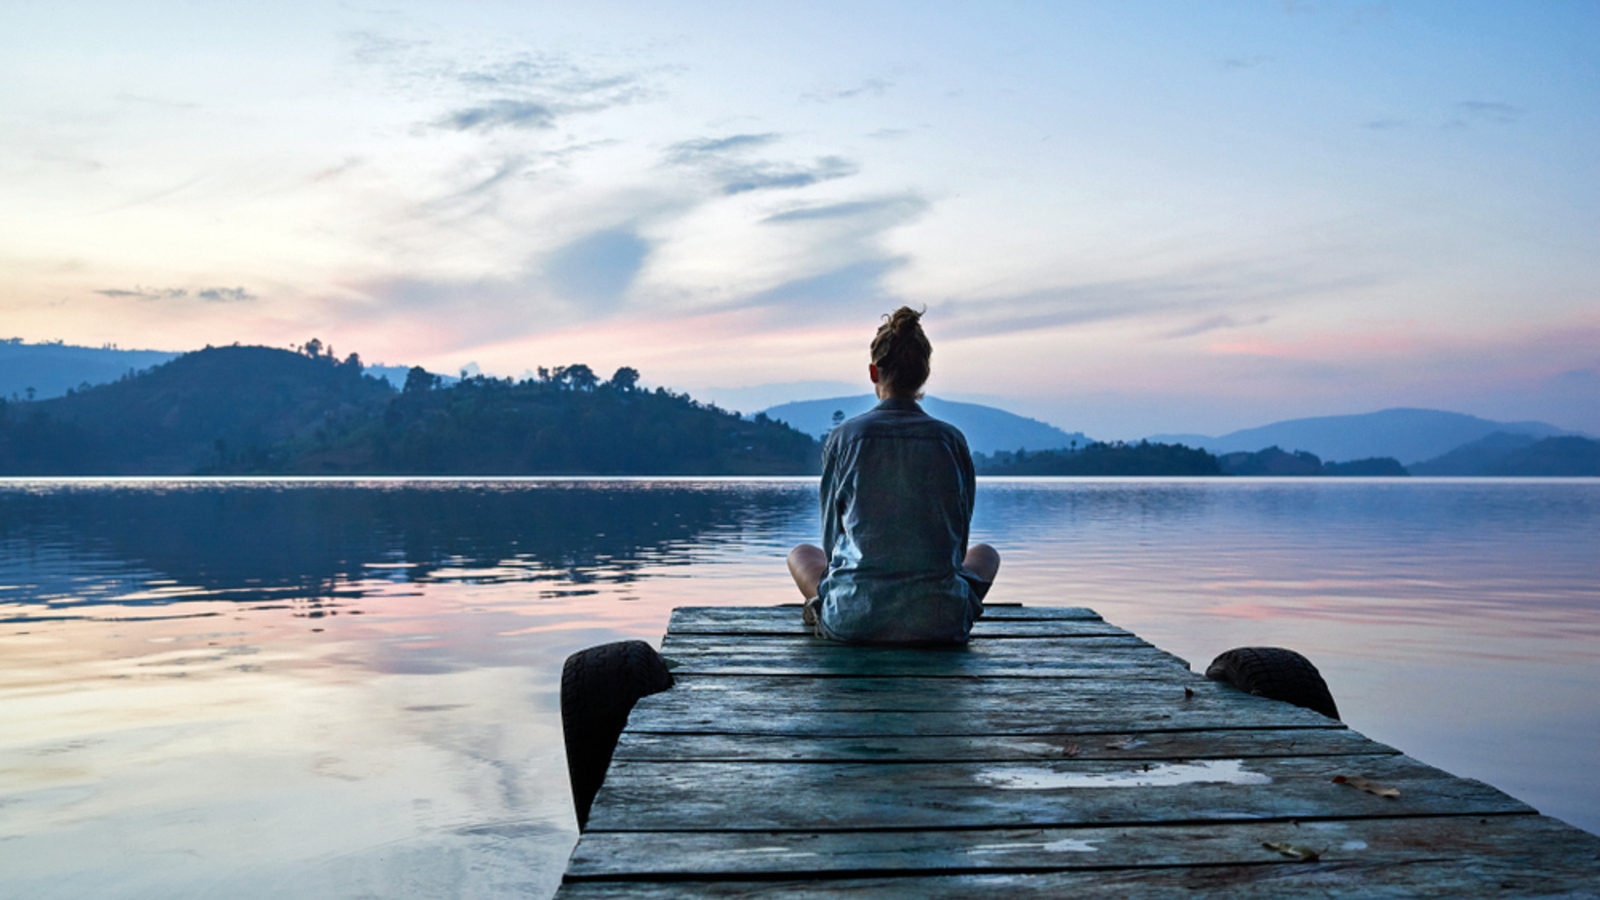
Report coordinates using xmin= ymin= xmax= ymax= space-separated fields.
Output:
xmin=556 ymin=605 xmax=1600 ymax=898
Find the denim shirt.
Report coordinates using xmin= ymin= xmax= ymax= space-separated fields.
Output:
xmin=816 ymin=398 xmax=980 ymax=643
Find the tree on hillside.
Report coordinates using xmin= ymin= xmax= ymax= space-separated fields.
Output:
xmin=548 ymin=364 xmax=599 ymax=391
xmin=403 ymin=366 xmax=440 ymax=394
xmin=608 ymin=366 xmax=640 ymax=392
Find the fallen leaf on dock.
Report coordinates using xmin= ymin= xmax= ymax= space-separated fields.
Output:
xmin=1059 ymin=741 xmax=1081 ymax=757
xmin=1332 ymin=774 xmax=1400 ymax=798
xmin=1262 ymin=841 xmax=1321 ymax=862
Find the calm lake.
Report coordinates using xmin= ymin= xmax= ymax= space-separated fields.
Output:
xmin=2 ymin=477 xmax=1597 ymax=897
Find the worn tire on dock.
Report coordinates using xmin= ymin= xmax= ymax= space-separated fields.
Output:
xmin=561 ymin=640 xmax=675 ymax=829
xmin=1206 ymin=646 xmax=1340 ymax=720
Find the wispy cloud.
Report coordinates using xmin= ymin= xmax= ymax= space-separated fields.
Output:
xmin=438 ymin=100 xmax=555 ymax=131
xmin=665 ymin=133 xmax=780 ymax=164
xmin=836 ymin=78 xmax=892 ymax=99
xmin=720 ymin=157 xmax=857 ymax=194
xmin=1163 ymin=314 xmax=1272 ymax=340
xmin=664 ymin=133 xmax=858 ymax=195
xmin=940 ymin=258 xmax=1376 ymax=342
xmin=804 ymin=78 xmax=892 ymax=102
xmin=762 ymin=196 xmax=927 ymax=224
xmin=96 ymin=285 xmax=256 ymax=302
xmin=196 ymin=287 xmax=256 ymax=303
xmin=456 ymin=156 xmax=530 ymax=199
xmin=1363 ymin=118 xmax=1410 ymax=130
xmin=1457 ymin=100 xmax=1525 ymax=124
xmin=942 ymin=280 xmax=1197 ymax=339
xmin=96 ymin=286 xmax=188 ymax=300
xmin=114 ymin=92 xmax=200 ymax=110
xmin=747 ymin=258 xmax=906 ymax=308
xmin=349 ymin=31 xmax=660 ymax=136
xmin=1219 ymin=55 xmax=1271 ymax=71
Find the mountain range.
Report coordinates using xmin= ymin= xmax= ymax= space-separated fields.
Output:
xmin=3 ymin=340 xmax=1595 ymax=475
xmin=762 ymin=395 xmax=1089 ymax=456
xmin=1146 ymin=408 xmax=1587 ymax=466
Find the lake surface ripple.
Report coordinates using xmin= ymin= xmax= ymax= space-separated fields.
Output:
xmin=1 ymin=477 xmax=1596 ymax=897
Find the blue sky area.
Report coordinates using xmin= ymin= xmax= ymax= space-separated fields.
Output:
xmin=2 ymin=1 xmax=1595 ymax=437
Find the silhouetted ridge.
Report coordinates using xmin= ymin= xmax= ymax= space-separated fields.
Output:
xmin=1411 ymin=433 xmax=1600 ymax=476
xmin=0 ymin=345 xmax=388 ymax=474
xmin=0 ymin=345 xmax=819 ymax=475
xmin=977 ymin=441 xmax=1222 ymax=476
xmin=269 ymin=370 xmax=818 ymax=475
xmin=1218 ymin=446 xmax=1408 ymax=476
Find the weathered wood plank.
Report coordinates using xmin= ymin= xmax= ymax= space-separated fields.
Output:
xmin=669 ymin=606 xmax=1104 ymax=630
xmin=636 ymin=673 xmax=1305 ymax=715
xmin=658 ymin=636 xmax=1192 ymax=678
xmin=583 ymin=754 xmax=1532 ymax=832
xmin=625 ymin=679 xmax=1338 ymax=735
xmin=626 ymin=706 xmax=1335 ymax=737
xmin=565 ymin=812 xmax=1600 ymax=880
xmin=557 ymin=854 xmax=1600 ymax=900
xmin=659 ymin=627 xmax=1152 ymax=646
xmin=610 ymin=726 xmax=1383 ymax=763
xmin=671 ymin=618 xmax=1135 ymax=639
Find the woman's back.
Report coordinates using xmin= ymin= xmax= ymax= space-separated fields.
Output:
xmin=816 ymin=398 xmax=979 ymax=643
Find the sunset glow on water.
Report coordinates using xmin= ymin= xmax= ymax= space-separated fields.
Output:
xmin=1 ymin=477 xmax=1597 ymax=898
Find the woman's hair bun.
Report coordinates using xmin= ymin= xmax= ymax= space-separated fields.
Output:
xmin=870 ymin=306 xmax=932 ymax=397
xmin=883 ymin=306 xmax=923 ymax=332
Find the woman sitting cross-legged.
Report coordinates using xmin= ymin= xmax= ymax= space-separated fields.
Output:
xmin=787 ymin=306 xmax=1000 ymax=644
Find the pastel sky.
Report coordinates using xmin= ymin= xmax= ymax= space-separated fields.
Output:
xmin=3 ymin=1 xmax=1596 ymax=437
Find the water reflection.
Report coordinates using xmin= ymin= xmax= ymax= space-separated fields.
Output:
xmin=0 ymin=478 xmax=816 ymax=900
xmin=973 ymin=479 xmax=1600 ymax=662
xmin=1 ymin=477 xmax=1598 ymax=899
xmin=0 ymin=478 xmax=813 ymax=622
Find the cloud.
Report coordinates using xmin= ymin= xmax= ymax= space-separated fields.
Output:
xmin=438 ymin=100 xmax=555 ymax=131
xmin=545 ymin=227 xmax=650 ymax=305
xmin=747 ymin=258 xmax=905 ymax=308
xmin=95 ymin=286 xmax=189 ymax=300
xmin=95 ymin=285 xmax=256 ymax=302
xmin=1219 ymin=55 xmax=1271 ymax=71
xmin=1163 ymin=314 xmax=1272 ymax=340
xmin=1363 ymin=118 xmax=1409 ymax=130
xmin=720 ymin=156 xmax=858 ymax=194
xmin=666 ymin=133 xmax=779 ymax=164
xmin=197 ymin=287 xmax=257 ymax=303
xmin=940 ymin=257 xmax=1377 ymax=341
xmin=310 ymin=157 xmax=365 ymax=183
xmin=834 ymin=78 xmax=892 ymax=99
xmin=457 ymin=155 xmax=529 ymax=198
xmin=1458 ymin=101 xmax=1525 ymax=124
xmin=664 ymin=132 xmax=858 ymax=195
xmin=349 ymin=31 xmax=659 ymax=134
xmin=942 ymin=282 xmax=1189 ymax=339
xmin=762 ymin=196 xmax=927 ymax=224
xmin=114 ymin=92 xmax=200 ymax=110
xmin=804 ymin=78 xmax=892 ymax=102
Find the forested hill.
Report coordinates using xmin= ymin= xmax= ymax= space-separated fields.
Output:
xmin=0 ymin=345 xmax=820 ymax=475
